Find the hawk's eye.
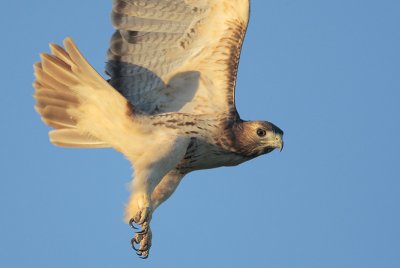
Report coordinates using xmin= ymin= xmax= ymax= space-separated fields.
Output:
xmin=256 ymin=128 xmax=266 ymax=137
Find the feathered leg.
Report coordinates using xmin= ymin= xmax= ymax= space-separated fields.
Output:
xmin=129 ymin=170 xmax=186 ymax=258
xmin=33 ymin=38 xmax=188 ymax=258
xmin=151 ymin=169 xmax=186 ymax=210
xmin=126 ymin=137 xmax=189 ymax=258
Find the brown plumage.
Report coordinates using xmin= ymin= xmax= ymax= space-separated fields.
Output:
xmin=33 ymin=0 xmax=284 ymax=258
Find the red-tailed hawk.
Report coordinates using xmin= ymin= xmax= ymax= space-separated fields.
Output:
xmin=33 ymin=0 xmax=284 ymax=258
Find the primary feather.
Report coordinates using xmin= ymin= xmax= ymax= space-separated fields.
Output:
xmin=107 ymin=0 xmax=249 ymax=116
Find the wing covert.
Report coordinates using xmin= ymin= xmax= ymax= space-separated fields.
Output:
xmin=106 ymin=0 xmax=250 ymax=117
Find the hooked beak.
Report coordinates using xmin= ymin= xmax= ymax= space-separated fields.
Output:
xmin=273 ymin=132 xmax=284 ymax=152
xmin=263 ymin=133 xmax=284 ymax=152
xmin=279 ymin=140 xmax=284 ymax=152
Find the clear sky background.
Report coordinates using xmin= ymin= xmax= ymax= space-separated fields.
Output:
xmin=1 ymin=1 xmax=399 ymax=267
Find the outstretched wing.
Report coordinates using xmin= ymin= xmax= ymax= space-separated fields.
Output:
xmin=107 ymin=0 xmax=250 ymax=117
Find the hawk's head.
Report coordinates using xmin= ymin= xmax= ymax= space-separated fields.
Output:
xmin=233 ymin=120 xmax=284 ymax=157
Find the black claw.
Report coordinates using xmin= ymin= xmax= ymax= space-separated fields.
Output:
xmin=129 ymin=218 xmax=138 ymax=230
xmin=136 ymin=230 xmax=145 ymax=235
xmin=128 ymin=213 xmax=151 ymax=259
xmin=136 ymin=249 xmax=149 ymax=259
xmin=134 ymin=249 xmax=150 ymax=259
xmin=131 ymin=237 xmax=139 ymax=251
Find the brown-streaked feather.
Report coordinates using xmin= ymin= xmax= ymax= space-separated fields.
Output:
xmin=106 ymin=0 xmax=250 ymax=119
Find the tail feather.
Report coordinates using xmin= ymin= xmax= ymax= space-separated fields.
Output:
xmin=49 ymin=43 xmax=77 ymax=67
xmin=34 ymin=64 xmax=71 ymax=91
xmin=36 ymin=105 xmax=76 ymax=128
xmin=33 ymin=81 xmax=78 ymax=105
xmin=49 ymin=129 xmax=109 ymax=148
xmin=33 ymin=37 xmax=133 ymax=149
xmin=40 ymin=54 xmax=79 ymax=86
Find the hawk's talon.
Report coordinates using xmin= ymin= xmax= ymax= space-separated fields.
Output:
xmin=137 ymin=247 xmax=150 ymax=258
xmin=134 ymin=207 xmax=151 ymax=225
xmin=129 ymin=209 xmax=152 ymax=258
xmin=135 ymin=248 xmax=149 ymax=258
xmin=136 ymin=227 xmax=148 ymax=235
xmin=138 ymin=240 xmax=150 ymax=252
xmin=131 ymin=237 xmax=139 ymax=251
xmin=129 ymin=218 xmax=139 ymax=230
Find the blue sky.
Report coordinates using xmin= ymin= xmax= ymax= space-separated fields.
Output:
xmin=1 ymin=1 xmax=399 ymax=267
